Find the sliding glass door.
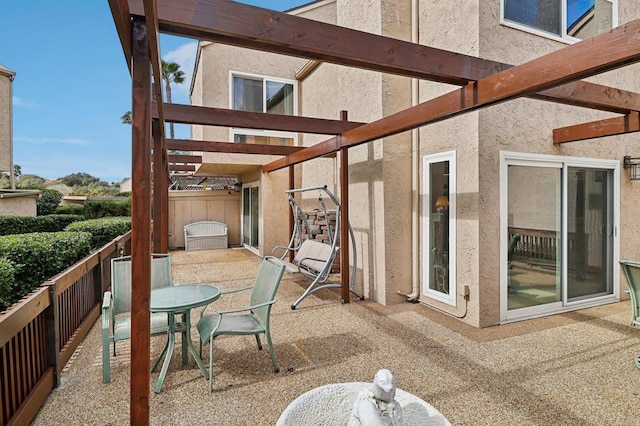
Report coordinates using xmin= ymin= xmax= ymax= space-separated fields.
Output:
xmin=242 ymin=183 xmax=259 ymax=252
xmin=566 ymin=167 xmax=614 ymax=302
xmin=502 ymin=153 xmax=618 ymax=322
xmin=506 ymin=164 xmax=562 ymax=311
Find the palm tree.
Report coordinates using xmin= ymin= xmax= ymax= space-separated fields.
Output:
xmin=121 ymin=111 xmax=132 ymax=124
xmin=161 ymin=60 xmax=185 ymax=139
xmin=120 ymin=60 xmax=185 ymax=139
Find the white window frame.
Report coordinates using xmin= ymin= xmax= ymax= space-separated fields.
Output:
xmin=229 ymin=71 xmax=298 ymax=145
xmin=421 ymin=150 xmax=457 ymax=306
xmin=229 ymin=71 xmax=298 ymax=114
xmin=499 ymin=151 xmax=620 ymax=323
xmin=229 ymin=128 xmax=299 ymax=147
xmin=500 ymin=0 xmax=618 ymax=44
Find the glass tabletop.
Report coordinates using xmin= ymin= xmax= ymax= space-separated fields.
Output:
xmin=150 ymin=285 xmax=221 ymax=312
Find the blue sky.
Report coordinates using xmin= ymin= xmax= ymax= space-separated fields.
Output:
xmin=0 ymin=1 xmax=310 ymax=184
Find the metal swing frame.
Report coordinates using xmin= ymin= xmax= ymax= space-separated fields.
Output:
xmin=272 ymin=185 xmax=363 ymax=309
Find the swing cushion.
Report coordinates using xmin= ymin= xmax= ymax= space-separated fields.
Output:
xmin=284 ymin=239 xmax=336 ymax=276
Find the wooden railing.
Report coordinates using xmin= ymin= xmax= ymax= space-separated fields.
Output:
xmin=0 ymin=231 xmax=131 ymax=426
xmin=509 ymin=227 xmax=559 ymax=261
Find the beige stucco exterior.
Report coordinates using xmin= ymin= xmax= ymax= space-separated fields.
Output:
xmin=191 ymin=0 xmax=640 ymax=327
xmin=0 ymin=64 xmax=15 ymax=176
xmin=0 ymin=190 xmax=39 ymax=216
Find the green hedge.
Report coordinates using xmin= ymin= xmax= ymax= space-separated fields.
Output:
xmin=0 ymin=232 xmax=93 ymax=310
xmin=0 ymin=214 xmax=84 ymax=236
xmin=83 ymin=199 xmax=131 ymax=219
xmin=54 ymin=199 xmax=132 ymax=219
xmin=0 ymin=258 xmax=15 ymax=312
xmin=64 ymin=217 xmax=131 ymax=249
xmin=55 ymin=204 xmax=85 ymax=216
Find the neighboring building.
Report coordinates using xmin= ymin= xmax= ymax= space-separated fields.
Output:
xmin=190 ymin=0 xmax=640 ymax=327
xmin=119 ymin=177 xmax=132 ymax=193
xmin=0 ymin=63 xmax=39 ymax=216
xmin=0 ymin=190 xmax=39 ymax=216
xmin=0 ymin=64 xmax=15 ymax=189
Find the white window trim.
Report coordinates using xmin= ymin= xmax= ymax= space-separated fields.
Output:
xmin=421 ymin=150 xmax=457 ymax=306
xmin=499 ymin=0 xmax=618 ymax=45
xmin=229 ymin=70 xmax=298 ymax=114
xmin=229 ymin=128 xmax=299 ymax=147
xmin=499 ymin=151 xmax=620 ymax=323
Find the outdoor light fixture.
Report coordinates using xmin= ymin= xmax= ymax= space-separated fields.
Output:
xmin=233 ymin=181 xmax=243 ymax=192
xmin=623 ymin=156 xmax=640 ymax=180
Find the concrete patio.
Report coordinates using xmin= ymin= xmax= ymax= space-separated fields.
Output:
xmin=33 ymin=248 xmax=639 ymax=425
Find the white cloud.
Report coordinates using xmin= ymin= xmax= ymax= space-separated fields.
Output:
xmin=13 ymin=96 xmax=38 ymax=108
xmin=14 ymin=136 xmax=91 ymax=146
xmin=162 ymin=41 xmax=198 ymax=99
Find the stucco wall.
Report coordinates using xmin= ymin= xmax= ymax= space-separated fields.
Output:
xmin=417 ymin=0 xmax=482 ymax=326
xmin=476 ymin=0 xmax=640 ymax=326
xmin=0 ymin=72 xmax=11 ymax=172
xmin=0 ymin=194 xmax=38 ymax=216
xmin=293 ymin=0 xmax=337 ymax=23
xmin=195 ymin=44 xmax=307 ymax=163
xmin=259 ymin=168 xmax=291 ymax=257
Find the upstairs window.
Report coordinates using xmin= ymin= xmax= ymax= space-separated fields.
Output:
xmin=502 ymin=0 xmax=617 ymax=42
xmin=231 ymin=73 xmax=296 ymax=115
xmin=230 ymin=72 xmax=298 ymax=146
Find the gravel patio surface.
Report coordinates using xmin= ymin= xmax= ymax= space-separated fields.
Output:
xmin=32 ymin=248 xmax=640 ymax=425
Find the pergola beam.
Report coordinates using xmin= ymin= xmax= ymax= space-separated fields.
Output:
xmin=108 ymin=0 xmax=132 ymax=73
xmin=129 ymin=0 xmax=498 ymax=85
xmin=163 ymin=103 xmax=365 ymax=135
xmin=169 ymin=154 xmax=202 ymax=163
xmin=127 ymin=0 xmax=640 ymax=115
xmin=169 ymin=164 xmax=196 ymax=172
xmin=167 ymin=139 xmax=307 ymax=156
xmin=553 ymin=111 xmax=640 ymax=143
xmin=143 ymin=0 xmax=166 ymax=136
xmin=533 ymin=83 xmax=640 ymax=114
xmin=264 ymin=19 xmax=640 ymax=172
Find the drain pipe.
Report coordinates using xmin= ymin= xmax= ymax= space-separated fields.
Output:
xmin=399 ymin=0 xmax=421 ymax=302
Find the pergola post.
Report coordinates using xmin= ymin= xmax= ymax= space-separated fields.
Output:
xmin=152 ymin=118 xmax=169 ymax=253
xmin=130 ymin=17 xmax=152 ymax=425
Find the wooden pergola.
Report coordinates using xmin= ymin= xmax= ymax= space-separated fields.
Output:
xmin=108 ymin=0 xmax=640 ymax=422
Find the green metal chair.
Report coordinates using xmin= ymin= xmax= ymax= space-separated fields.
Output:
xmin=619 ymin=260 xmax=640 ymax=327
xmin=619 ymin=260 xmax=640 ymax=369
xmin=196 ymin=256 xmax=286 ymax=391
xmin=101 ymin=254 xmax=173 ymax=383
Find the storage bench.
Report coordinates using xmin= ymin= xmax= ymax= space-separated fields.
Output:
xmin=184 ymin=221 xmax=228 ymax=251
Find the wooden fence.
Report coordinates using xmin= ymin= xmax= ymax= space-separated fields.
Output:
xmin=0 ymin=231 xmax=131 ymax=426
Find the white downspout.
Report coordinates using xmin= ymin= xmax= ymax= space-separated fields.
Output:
xmin=400 ymin=0 xmax=421 ymax=301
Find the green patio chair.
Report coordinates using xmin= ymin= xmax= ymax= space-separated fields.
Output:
xmin=619 ymin=260 xmax=640 ymax=369
xmin=101 ymin=253 xmax=173 ymax=383
xmin=619 ymin=260 xmax=640 ymax=327
xmin=196 ymin=256 xmax=286 ymax=391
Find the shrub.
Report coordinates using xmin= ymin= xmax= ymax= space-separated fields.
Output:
xmin=0 ymin=258 xmax=16 ymax=312
xmin=65 ymin=217 xmax=131 ymax=249
xmin=0 ymin=214 xmax=84 ymax=236
xmin=0 ymin=232 xmax=92 ymax=305
xmin=83 ymin=198 xmax=131 ymax=219
xmin=37 ymin=188 xmax=63 ymax=216
xmin=55 ymin=204 xmax=85 ymax=216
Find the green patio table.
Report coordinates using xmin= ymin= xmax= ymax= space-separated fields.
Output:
xmin=150 ymin=284 xmax=221 ymax=393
